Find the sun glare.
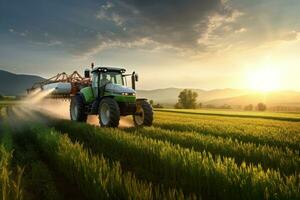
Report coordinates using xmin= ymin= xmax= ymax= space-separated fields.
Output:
xmin=247 ymin=67 xmax=281 ymax=92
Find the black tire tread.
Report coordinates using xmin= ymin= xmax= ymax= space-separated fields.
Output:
xmin=70 ymin=94 xmax=88 ymax=122
xmin=99 ymin=98 xmax=120 ymax=127
xmin=134 ymin=100 xmax=153 ymax=126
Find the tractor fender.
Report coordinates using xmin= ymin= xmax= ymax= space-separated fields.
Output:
xmin=80 ymin=86 xmax=95 ymax=104
xmin=136 ymin=98 xmax=148 ymax=102
xmin=99 ymin=95 xmax=115 ymax=101
xmin=76 ymin=92 xmax=86 ymax=104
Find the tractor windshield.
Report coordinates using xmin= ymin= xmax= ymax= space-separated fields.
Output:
xmin=100 ymin=71 xmax=124 ymax=86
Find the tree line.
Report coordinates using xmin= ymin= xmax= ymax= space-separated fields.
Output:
xmin=174 ymin=89 xmax=268 ymax=111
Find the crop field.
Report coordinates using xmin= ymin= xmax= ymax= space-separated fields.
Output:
xmin=0 ymin=104 xmax=299 ymax=200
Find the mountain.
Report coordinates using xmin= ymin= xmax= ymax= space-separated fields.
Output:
xmin=137 ymin=88 xmax=250 ymax=105
xmin=137 ymin=88 xmax=195 ymax=104
xmin=205 ymin=91 xmax=300 ymax=107
xmin=0 ymin=69 xmax=45 ymax=96
xmin=137 ymin=88 xmax=300 ymax=107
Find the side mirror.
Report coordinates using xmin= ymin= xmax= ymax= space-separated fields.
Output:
xmin=84 ymin=69 xmax=90 ymax=78
xmin=135 ymin=74 xmax=139 ymax=82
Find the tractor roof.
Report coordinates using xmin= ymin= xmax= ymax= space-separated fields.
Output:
xmin=91 ymin=67 xmax=126 ymax=73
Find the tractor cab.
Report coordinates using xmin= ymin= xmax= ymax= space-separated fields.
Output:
xmin=91 ymin=67 xmax=126 ymax=86
xmin=89 ymin=67 xmax=137 ymax=99
xmin=90 ymin=67 xmax=127 ymax=97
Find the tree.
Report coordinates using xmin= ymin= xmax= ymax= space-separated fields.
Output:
xmin=153 ymin=103 xmax=163 ymax=108
xmin=257 ymin=103 xmax=267 ymax=111
xmin=174 ymin=102 xmax=182 ymax=109
xmin=244 ymin=104 xmax=253 ymax=111
xmin=220 ymin=104 xmax=232 ymax=109
xmin=0 ymin=94 xmax=4 ymax=100
xmin=149 ymin=100 xmax=154 ymax=106
xmin=149 ymin=99 xmax=163 ymax=108
xmin=198 ymin=103 xmax=203 ymax=109
xmin=175 ymin=89 xmax=198 ymax=109
xmin=204 ymin=104 xmax=216 ymax=109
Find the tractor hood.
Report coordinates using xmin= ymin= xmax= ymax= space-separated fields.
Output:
xmin=105 ymin=83 xmax=136 ymax=94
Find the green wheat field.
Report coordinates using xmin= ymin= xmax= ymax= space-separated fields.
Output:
xmin=0 ymin=104 xmax=299 ymax=200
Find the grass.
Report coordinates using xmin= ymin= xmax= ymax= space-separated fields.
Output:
xmin=1 ymin=105 xmax=71 ymax=200
xmin=123 ymin=126 xmax=299 ymax=175
xmin=0 ymin=100 xmax=20 ymax=106
xmin=27 ymin=125 xmax=187 ymax=200
xmin=0 ymin=123 xmax=24 ymax=200
xmin=155 ymin=108 xmax=300 ymax=122
xmin=52 ymin=120 xmax=299 ymax=200
xmin=154 ymin=111 xmax=300 ymax=151
xmin=12 ymin=128 xmax=63 ymax=200
xmin=1 ymin=105 xmax=300 ymax=199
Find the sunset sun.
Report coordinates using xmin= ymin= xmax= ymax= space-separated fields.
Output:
xmin=247 ymin=67 xmax=281 ymax=92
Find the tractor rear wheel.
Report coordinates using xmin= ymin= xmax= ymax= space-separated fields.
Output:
xmin=133 ymin=100 xmax=153 ymax=126
xmin=99 ymin=97 xmax=120 ymax=127
xmin=70 ymin=94 xmax=87 ymax=122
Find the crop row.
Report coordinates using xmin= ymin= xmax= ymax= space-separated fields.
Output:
xmin=155 ymin=110 xmax=300 ymax=128
xmin=156 ymin=111 xmax=300 ymax=136
xmin=0 ymin=123 xmax=24 ymax=200
xmin=27 ymin=125 xmax=186 ymax=200
xmin=155 ymin=109 xmax=300 ymax=122
xmin=5 ymin=109 xmax=84 ymax=200
xmin=124 ymin=127 xmax=299 ymax=175
xmin=52 ymin=120 xmax=300 ymax=200
xmin=154 ymin=114 xmax=300 ymax=151
xmin=12 ymin=127 xmax=64 ymax=200
xmin=0 ymin=106 xmax=5 ymax=120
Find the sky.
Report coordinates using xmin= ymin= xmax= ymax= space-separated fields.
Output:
xmin=0 ymin=0 xmax=300 ymax=90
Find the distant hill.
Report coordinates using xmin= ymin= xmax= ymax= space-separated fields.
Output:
xmin=137 ymin=88 xmax=300 ymax=107
xmin=205 ymin=91 xmax=300 ymax=107
xmin=137 ymin=88 xmax=249 ymax=104
xmin=0 ymin=69 xmax=45 ymax=96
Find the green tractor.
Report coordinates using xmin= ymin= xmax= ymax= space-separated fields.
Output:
xmin=70 ymin=66 xmax=153 ymax=127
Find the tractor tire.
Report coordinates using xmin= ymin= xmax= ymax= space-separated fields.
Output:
xmin=70 ymin=94 xmax=88 ymax=122
xmin=99 ymin=97 xmax=120 ymax=128
xmin=133 ymin=100 xmax=153 ymax=126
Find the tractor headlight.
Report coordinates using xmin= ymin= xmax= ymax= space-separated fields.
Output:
xmin=121 ymin=92 xmax=136 ymax=96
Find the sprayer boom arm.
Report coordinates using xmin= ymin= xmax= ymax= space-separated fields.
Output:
xmin=27 ymin=71 xmax=90 ymax=99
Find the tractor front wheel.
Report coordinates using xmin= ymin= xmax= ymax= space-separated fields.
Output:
xmin=133 ymin=100 xmax=153 ymax=126
xmin=70 ymin=94 xmax=87 ymax=122
xmin=99 ymin=98 xmax=120 ymax=127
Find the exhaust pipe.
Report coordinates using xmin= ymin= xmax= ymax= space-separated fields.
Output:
xmin=131 ymin=72 xmax=136 ymax=90
xmin=131 ymin=71 xmax=138 ymax=90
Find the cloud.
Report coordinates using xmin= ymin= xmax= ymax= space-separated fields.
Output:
xmin=1 ymin=0 xmax=236 ymax=56
xmin=94 ymin=0 xmax=234 ymax=51
xmin=96 ymin=2 xmax=124 ymax=26
xmin=234 ymin=28 xmax=247 ymax=33
xmin=16 ymin=0 xmax=300 ymax=60
xmin=2 ymin=0 xmax=300 ymax=59
xmin=33 ymin=40 xmax=62 ymax=47
xmin=278 ymin=31 xmax=300 ymax=41
xmin=220 ymin=0 xmax=300 ymax=51
xmin=8 ymin=28 xmax=28 ymax=37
